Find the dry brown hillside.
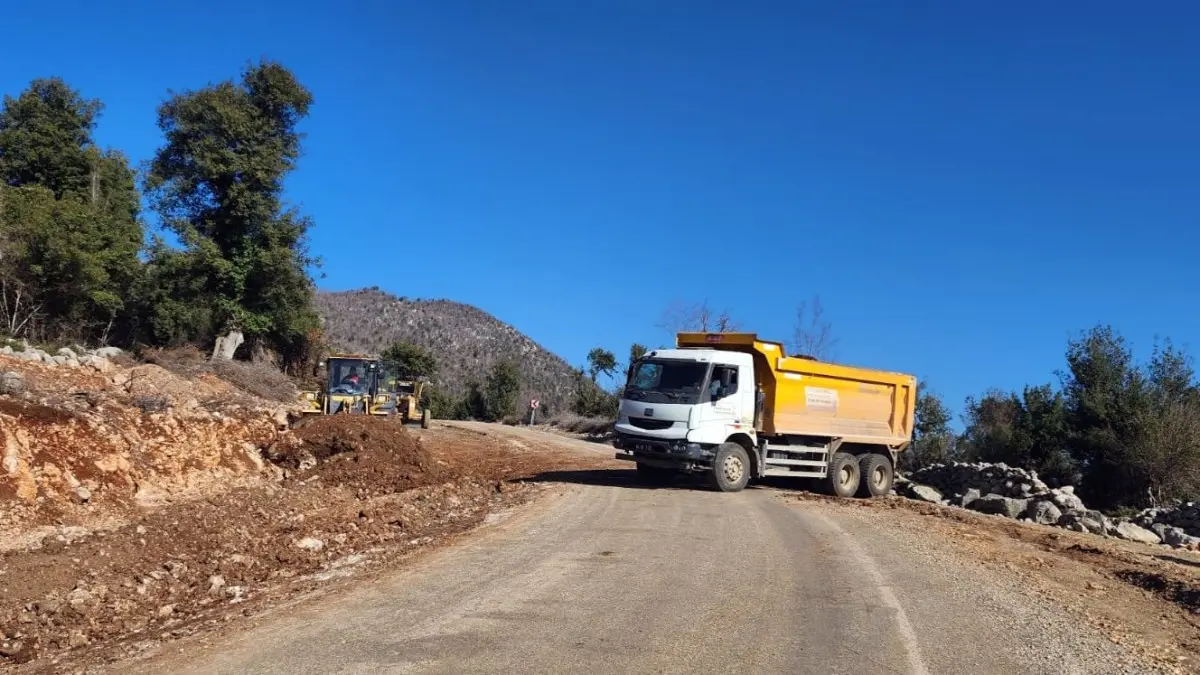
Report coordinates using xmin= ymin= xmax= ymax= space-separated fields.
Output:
xmin=315 ymin=288 xmax=584 ymax=414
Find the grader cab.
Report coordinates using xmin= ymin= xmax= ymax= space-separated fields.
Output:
xmin=299 ymin=353 xmax=433 ymax=427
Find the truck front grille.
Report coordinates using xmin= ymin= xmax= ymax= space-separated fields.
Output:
xmin=629 ymin=417 xmax=673 ymax=431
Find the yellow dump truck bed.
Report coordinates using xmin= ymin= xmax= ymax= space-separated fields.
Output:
xmin=676 ymin=333 xmax=917 ymax=448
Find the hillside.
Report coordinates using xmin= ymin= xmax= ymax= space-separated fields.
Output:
xmin=315 ymin=288 xmax=584 ymax=414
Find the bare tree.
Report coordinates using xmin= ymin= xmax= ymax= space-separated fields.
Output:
xmin=657 ymin=300 xmax=739 ymax=338
xmin=789 ymin=295 xmax=837 ymax=360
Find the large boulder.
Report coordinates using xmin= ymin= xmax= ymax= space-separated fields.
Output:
xmin=1025 ymin=500 xmax=1063 ymax=526
xmin=93 ymin=346 xmax=123 ymax=359
xmin=1114 ymin=521 xmax=1162 ymax=545
xmin=903 ymin=483 xmax=944 ymax=504
xmin=56 ymin=347 xmax=78 ymax=360
xmin=79 ymin=355 xmax=113 ymax=373
xmin=968 ymin=494 xmax=1029 ymax=519
xmin=0 ymin=371 xmax=24 ymax=395
xmin=959 ymin=488 xmax=982 ymax=508
xmin=1058 ymin=510 xmax=1109 ymax=535
xmin=1049 ymin=488 xmax=1087 ymax=514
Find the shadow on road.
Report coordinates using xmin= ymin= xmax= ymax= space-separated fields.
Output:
xmin=522 ymin=468 xmax=798 ymax=493
xmin=522 ymin=468 xmax=697 ymax=491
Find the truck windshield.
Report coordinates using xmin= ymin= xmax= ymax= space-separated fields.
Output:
xmin=624 ymin=359 xmax=709 ymax=404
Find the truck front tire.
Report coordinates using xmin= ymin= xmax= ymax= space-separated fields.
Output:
xmin=710 ymin=443 xmax=751 ymax=492
xmin=857 ymin=453 xmax=893 ymax=498
xmin=828 ymin=452 xmax=861 ymax=498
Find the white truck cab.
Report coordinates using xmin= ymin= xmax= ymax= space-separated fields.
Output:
xmin=614 ymin=348 xmax=759 ymax=481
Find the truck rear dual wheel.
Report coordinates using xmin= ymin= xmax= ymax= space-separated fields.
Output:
xmin=710 ymin=443 xmax=751 ymax=493
xmin=827 ymin=452 xmax=861 ymax=498
xmin=857 ymin=453 xmax=894 ymax=498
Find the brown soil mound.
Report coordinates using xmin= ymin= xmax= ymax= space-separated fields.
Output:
xmin=271 ymin=416 xmax=442 ymax=494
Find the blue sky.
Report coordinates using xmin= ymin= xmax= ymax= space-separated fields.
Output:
xmin=4 ymin=1 xmax=1199 ymax=418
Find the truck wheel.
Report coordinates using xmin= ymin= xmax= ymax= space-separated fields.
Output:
xmin=827 ymin=452 xmax=861 ymax=498
xmin=636 ymin=463 xmax=672 ymax=484
xmin=857 ymin=453 xmax=893 ymax=498
xmin=421 ymin=409 xmax=432 ymax=429
xmin=710 ymin=443 xmax=751 ymax=492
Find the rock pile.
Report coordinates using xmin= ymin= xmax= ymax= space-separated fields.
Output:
xmin=0 ymin=341 xmax=121 ymax=373
xmin=1132 ymin=503 xmax=1200 ymax=543
xmin=897 ymin=461 xmax=1200 ymax=551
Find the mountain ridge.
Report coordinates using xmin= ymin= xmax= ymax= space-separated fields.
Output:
xmin=314 ymin=288 xmax=583 ymax=414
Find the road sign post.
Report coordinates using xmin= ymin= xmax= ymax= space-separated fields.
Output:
xmin=529 ymin=398 xmax=539 ymax=425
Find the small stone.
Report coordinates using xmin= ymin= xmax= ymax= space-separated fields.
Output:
xmin=66 ymin=587 xmax=93 ymax=608
xmin=296 ymin=537 xmax=324 ymax=551
xmin=136 ymin=525 xmax=146 ymax=535
xmin=75 ymin=486 xmax=91 ymax=504
xmin=67 ymin=630 xmax=89 ymax=648
xmin=208 ymin=575 xmax=226 ymax=595
xmin=157 ymin=604 xmax=174 ymax=618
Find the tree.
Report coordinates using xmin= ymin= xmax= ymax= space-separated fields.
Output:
xmin=483 ymin=360 xmax=521 ymax=421
xmin=789 ymin=295 xmax=837 ymax=360
xmin=570 ymin=366 xmax=619 ymax=418
xmin=1061 ymin=325 xmax=1150 ymax=506
xmin=0 ymin=78 xmax=100 ymax=196
xmin=382 ymin=341 xmax=437 ymax=378
xmin=586 ymin=347 xmax=617 ymax=382
xmin=959 ymin=385 xmax=1077 ymax=486
xmin=143 ymin=60 xmax=319 ymax=362
xmin=903 ymin=388 xmax=955 ymax=471
xmin=0 ymin=78 xmax=143 ymax=342
xmin=629 ymin=343 xmax=648 ymax=363
xmin=657 ymin=300 xmax=738 ymax=337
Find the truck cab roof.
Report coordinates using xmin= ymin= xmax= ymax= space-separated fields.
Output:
xmin=644 ymin=348 xmax=752 ymax=365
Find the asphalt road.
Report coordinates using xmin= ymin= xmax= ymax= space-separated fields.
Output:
xmin=152 ymin=426 xmax=1150 ymax=675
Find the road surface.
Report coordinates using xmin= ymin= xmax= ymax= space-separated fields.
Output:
xmin=146 ymin=424 xmax=1152 ymax=675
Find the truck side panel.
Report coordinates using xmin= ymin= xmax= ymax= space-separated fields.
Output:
xmin=769 ymin=358 xmax=915 ymax=445
xmin=675 ymin=332 xmax=916 ymax=447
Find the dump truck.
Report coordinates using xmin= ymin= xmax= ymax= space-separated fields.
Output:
xmin=612 ymin=332 xmax=916 ymax=496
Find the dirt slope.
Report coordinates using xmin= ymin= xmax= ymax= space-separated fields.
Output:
xmin=0 ymin=420 xmax=617 ymax=672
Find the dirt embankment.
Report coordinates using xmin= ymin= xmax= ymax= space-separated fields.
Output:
xmin=0 ymin=397 xmax=612 ymax=672
xmin=0 ymin=357 xmax=291 ymax=547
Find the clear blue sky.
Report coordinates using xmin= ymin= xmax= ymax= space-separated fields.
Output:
xmin=4 ymin=1 xmax=1199 ymax=418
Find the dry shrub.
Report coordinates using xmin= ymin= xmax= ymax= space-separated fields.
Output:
xmin=210 ymin=360 xmax=298 ymax=403
xmin=139 ymin=345 xmax=209 ymax=378
xmin=139 ymin=345 xmax=297 ymax=403
xmin=548 ymin=412 xmax=613 ymax=436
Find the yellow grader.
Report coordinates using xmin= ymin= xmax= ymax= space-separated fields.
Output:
xmin=298 ymin=352 xmax=432 ymax=428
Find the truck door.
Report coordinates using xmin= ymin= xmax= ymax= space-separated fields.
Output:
xmin=698 ymin=365 xmax=741 ymax=433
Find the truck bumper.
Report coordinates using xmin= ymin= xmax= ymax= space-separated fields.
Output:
xmin=612 ymin=433 xmax=714 ymax=472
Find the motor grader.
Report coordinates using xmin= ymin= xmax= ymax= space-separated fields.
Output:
xmin=298 ymin=353 xmax=432 ymax=427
